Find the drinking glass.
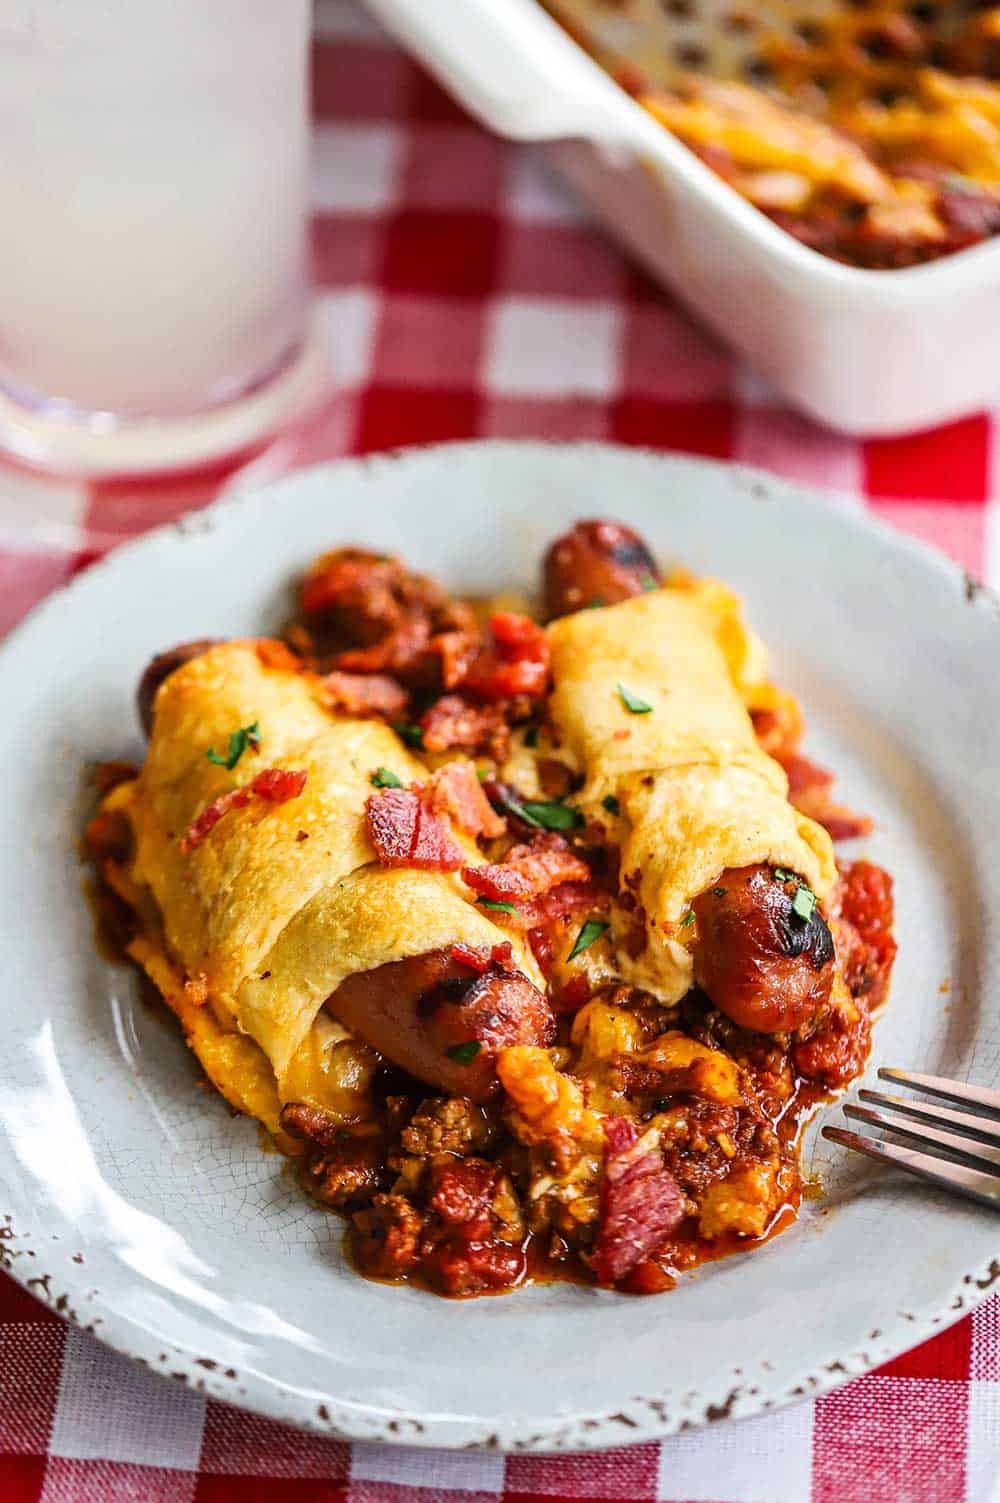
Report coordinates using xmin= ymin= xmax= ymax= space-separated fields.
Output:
xmin=0 ymin=0 xmax=324 ymax=475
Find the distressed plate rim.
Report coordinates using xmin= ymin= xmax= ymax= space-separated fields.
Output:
xmin=1 ymin=440 xmax=998 ymax=1451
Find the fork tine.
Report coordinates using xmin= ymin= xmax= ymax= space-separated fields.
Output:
xmin=858 ymin=1088 xmax=1000 ymax=1148
xmin=878 ymin=1068 xmax=1000 ymax=1120
xmin=844 ymin=1102 xmax=1000 ymax=1174
xmin=822 ymin=1126 xmax=1000 ymax=1209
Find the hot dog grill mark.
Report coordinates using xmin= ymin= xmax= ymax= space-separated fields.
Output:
xmin=607 ymin=535 xmax=658 ymax=573
xmin=775 ymin=901 xmax=835 ymax=969
xmin=325 ymin=946 xmax=555 ymax=1103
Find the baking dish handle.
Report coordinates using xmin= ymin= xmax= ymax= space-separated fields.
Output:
xmin=361 ymin=0 xmax=627 ymax=142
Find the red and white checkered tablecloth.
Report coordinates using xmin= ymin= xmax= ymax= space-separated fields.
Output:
xmin=2 ymin=3 xmax=1000 ymax=1499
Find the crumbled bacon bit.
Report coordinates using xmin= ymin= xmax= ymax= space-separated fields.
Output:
xmin=482 ymin=881 xmax=608 ymax=954
xmin=180 ymin=768 xmax=308 ymax=853
xmin=366 ymin=788 xmax=465 ymax=871
xmin=463 ymin=832 xmax=590 ymax=903
xmin=451 ymin=944 xmax=491 ymax=974
xmin=252 ymin=768 xmax=309 ymax=803
xmin=517 ymin=879 xmax=609 ymax=936
xmin=592 ymin=1117 xmax=685 ymax=1285
xmin=449 ymin=940 xmax=516 ymax=973
xmin=420 ymin=695 xmax=510 ymax=760
xmin=779 ymin=752 xmax=834 ymax=797
xmin=425 ymin=761 xmax=506 ymax=840
xmin=777 ymin=750 xmax=873 ymax=840
xmin=805 ymin=803 xmax=873 ymax=841
xmin=321 ymin=670 xmax=408 ymax=719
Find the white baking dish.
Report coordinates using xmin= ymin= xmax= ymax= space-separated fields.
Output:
xmin=363 ymin=0 xmax=1000 ymax=436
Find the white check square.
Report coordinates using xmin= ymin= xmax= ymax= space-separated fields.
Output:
xmin=485 ymin=298 xmax=622 ymax=398
xmin=312 ymin=123 xmax=403 ymax=214
xmin=48 ymin=1330 xmax=205 ymax=1470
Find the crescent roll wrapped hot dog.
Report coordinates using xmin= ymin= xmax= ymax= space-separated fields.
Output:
xmin=116 ymin=640 xmax=549 ymax=1137
xmin=545 ymin=588 xmax=837 ymax=1027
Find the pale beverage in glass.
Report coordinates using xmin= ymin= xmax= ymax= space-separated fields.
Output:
xmin=0 ymin=0 xmax=318 ymax=474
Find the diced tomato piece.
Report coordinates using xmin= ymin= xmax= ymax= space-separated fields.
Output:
xmin=460 ymin=612 xmax=550 ymax=704
xmin=490 ymin=612 xmax=547 ymax=656
xmin=839 ymin=861 xmax=896 ymax=959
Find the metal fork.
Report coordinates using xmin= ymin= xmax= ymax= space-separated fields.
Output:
xmin=822 ymin=1068 xmax=1000 ymax=1210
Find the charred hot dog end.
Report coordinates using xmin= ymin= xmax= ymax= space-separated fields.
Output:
xmin=691 ymin=864 xmax=835 ymax=1034
xmin=543 ymin=519 xmax=661 ymax=620
xmin=137 ymin=639 xmax=222 ymax=737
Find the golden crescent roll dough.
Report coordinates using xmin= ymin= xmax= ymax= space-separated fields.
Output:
xmin=546 ymin=591 xmax=836 ymax=1003
xmin=126 ymin=640 xmax=539 ymax=1124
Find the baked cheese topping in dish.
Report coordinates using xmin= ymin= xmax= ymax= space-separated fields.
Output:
xmin=544 ymin=0 xmax=1000 ymax=268
xmin=85 ymin=519 xmax=896 ymax=1298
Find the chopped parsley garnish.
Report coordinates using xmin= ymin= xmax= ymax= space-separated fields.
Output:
xmin=617 ymin=683 xmax=653 ymax=715
xmin=523 ymin=726 xmax=539 ymax=749
xmin=602 ymin=794 xmax=621 ymax=816
xmin=477 ymin=897 xmax=518 ymax=914
xmin=370 ymin=767 xmax=403 ymax=789
xmin=792 ymin=885 xmax=818 ymax=923
xmin=567 ymin=918 xmax=609 ymax=961
xmin=206 ymin=721 xmax=260 ymax=770
xmin=497 ymin=789 xmax=583 ymax=832
xmin=446 ymin=1041 xmax=481 ymax=1065
xmin=680 ymin=910 xmax=695 ymax=928
xmin=772 ymin=866 xmax=819 ymax=924
xmin=640 ymin=573 xmax=657 ymax=592
xmin=393 ymin=722 xmax=424 ymax=748
xmin=584 ymin=598 xmax=606 ymax=610
xmin=712 ymin=886 xmax=726 ymax=898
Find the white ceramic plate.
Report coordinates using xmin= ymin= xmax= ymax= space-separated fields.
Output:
xmin=2 ymin=442 xmax=998 ymax=1452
